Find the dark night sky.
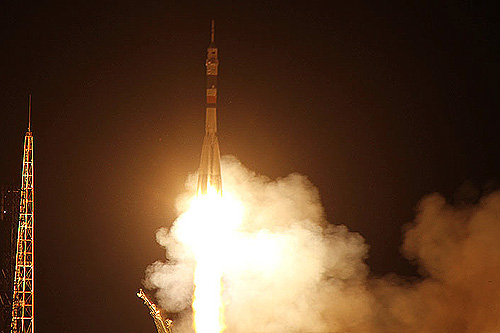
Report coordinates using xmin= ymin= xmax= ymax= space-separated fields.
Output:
xmin=1 ymin=1 xmax=499 ymax=332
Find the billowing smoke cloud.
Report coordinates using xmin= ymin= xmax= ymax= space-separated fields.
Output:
xmin=145 ymin=156 xmax=500 ymax=332
xmin=373 ymin=192 xmax=500 ymax=332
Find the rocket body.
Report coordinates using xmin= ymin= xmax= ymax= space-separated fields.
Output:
xmin=197 ymin=21 xmax=222 ymax=195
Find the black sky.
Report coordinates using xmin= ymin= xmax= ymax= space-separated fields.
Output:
xmin=1 ymin=1 xmax=499 ymax=332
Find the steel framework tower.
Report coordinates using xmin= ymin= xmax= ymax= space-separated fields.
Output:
xmin=11 ymin=96 xmax=35 ymax=333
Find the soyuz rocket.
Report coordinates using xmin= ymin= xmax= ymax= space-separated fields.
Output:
xmin=197 ymin=20 xmax=222 ymax=196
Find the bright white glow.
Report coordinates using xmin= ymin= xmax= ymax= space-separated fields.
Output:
xmin=175 ymin=187 xmax=243 ymax=333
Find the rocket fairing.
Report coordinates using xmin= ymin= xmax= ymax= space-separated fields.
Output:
xmin=197 ymin=20 xmax=222 ymax=196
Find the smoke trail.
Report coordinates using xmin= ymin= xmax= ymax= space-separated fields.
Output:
xmin=145 ymin=156 xmax=500 ymax=332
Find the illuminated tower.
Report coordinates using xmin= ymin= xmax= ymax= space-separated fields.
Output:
xmin=11 ymin=95 xmax=35 ymax=333
xmin=197 ymin=20 xmax=222 ymax=196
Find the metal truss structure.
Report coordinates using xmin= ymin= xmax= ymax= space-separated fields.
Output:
xmin=137 ymin=289 xmax=172 ymax=333
xmin=11 ymin=96 xmax=35 ymax=333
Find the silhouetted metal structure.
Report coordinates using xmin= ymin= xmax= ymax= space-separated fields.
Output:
xmin=137 ymin=289 xmax=172 ymax=333
xmin=11 ymin=96 xmax=35 ymax=333
xmin=197 ymin=20 xmax=222 ymax=196
xmin=0 ymin=186 xmax=19 ymax=333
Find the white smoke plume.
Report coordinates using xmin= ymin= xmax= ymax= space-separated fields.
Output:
xmin=145 ymin=156 xmax=500 ymax=332
xmin=373 ymin=192 xmax=500 ymax=332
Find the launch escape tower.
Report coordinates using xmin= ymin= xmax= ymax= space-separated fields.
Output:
xmin=197 ymin=19 xmax=222 ymax=196
xmin=0 ymin=186 xmax=20 ymax=332
xmin=11 ymin=96 xmax=35 ymax=333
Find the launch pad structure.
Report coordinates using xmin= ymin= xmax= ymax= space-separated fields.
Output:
xmin=137 ymin=289 xmax=173 ymax=333
xmin=10 ymin=95 xmax=35 ymax=333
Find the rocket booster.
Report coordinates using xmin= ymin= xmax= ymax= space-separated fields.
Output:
xmin=197 ymin=20 xmax=222 ymax=196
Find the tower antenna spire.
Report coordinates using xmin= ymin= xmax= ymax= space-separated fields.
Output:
xmin=28 ymin=93 xmax=32 ymax=132
xmin=211 ymin=19 xmax=215 ymax=44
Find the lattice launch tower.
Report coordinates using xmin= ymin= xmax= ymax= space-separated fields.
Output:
xmin=11 ymin=95 xmax=35 ymax=333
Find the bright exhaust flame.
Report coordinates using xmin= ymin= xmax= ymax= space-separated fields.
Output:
xmin=174 ymin=186 xmax=243 ymax=332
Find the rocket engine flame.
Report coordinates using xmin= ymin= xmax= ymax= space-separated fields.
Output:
xmin=145 ymin=157 xmax=370 ymax=332
xmin=173 ymin=187 xmax=243 ymax=332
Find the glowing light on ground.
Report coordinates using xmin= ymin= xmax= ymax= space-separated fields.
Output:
xmin=174 ymin=187 xmax=244 ymax=332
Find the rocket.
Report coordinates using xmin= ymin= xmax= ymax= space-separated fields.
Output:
xmin=197 ymin=20 xmax=222 ymax=196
